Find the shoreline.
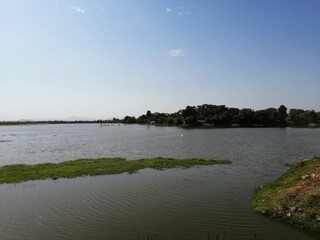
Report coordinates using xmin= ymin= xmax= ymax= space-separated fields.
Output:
xmin=251 ymin=156 xmax=320 ymax=233
xmin=0 ymin=121 xmax=319 ymax=128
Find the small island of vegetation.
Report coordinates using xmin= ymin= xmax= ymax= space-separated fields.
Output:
xmin=251 ymin=157 xmax=320 ymax=233
xmin=0 ymin=157 xmax=231 ymax=184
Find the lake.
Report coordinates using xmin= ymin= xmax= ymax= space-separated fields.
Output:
xmin=0 ymin=124 xmax=320 ymax=240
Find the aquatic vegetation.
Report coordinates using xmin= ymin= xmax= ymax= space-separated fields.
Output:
xmin=251 ymin=156 xmax=320 ymax=232
xmin=0 ymin=157 xmax=231 ymax=184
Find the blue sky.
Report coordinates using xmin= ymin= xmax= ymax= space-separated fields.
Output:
xmin=1 ymin=0 xmax=320 ymax=120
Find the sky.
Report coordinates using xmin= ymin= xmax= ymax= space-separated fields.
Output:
xmin=1 ymin=0 xmax=320 ymax=121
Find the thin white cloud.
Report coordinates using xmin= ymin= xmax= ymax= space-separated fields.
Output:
xmin=178 ymin=6 xmax=191 ymax=16
xmin=178 ymin=11 xmax=190 ymax=16
xmin=168 ymin=49 xmax=186 ymax=57
xmin=71 ymin=7 xmax=85 ymax=14
xmin=165 ymin=6 xmax=190 ymax=16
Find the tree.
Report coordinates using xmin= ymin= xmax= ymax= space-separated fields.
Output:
xmin=156 ymin=116 xmax=166 ymax=125
xmin=182 ymin=106 xmax=197 ymax=119
xmin=278 ymin=105 xmax=287 ymax=123
xmin=264 ymin=108 xmax=278 ymax=124
xmin=219 ymin=111 xmax=233 ymax=124
xmin=238 ymin=109 xmax=255 ymax=125
xmin=185 ymin=116 xmax=198 ymax=125
xmin=227 ymin=108 xmax=240 ymax=123
xmin=174 ymin=117 xmax=183 ymax=125
xmin=166 ymin=117 xmax=174 ymax=125
xmin=255 ymin=110 xmax=268 ymax=124
xmin=137 ymin=115 xmax=148 ymax=124
xmin=181 ymin=106 xmax=198 ymax=125
xmin=304 ymin=110 xmax=317 ymax=123
xmin=122 ymin=116 xmax=136 ymax=124
xmin=289 ymin=109 xmax=306 ymax=125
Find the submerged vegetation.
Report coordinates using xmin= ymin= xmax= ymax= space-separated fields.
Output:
xmin=251 ymin=156 xmax=320 ymax=233
xmin=0 ymin=157 xmax=231 ymax=184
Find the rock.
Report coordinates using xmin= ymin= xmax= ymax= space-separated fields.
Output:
xmin=301 ymin=175 xmax=309 ymax=180
xmin=311 ymin=173 xmax=316 ymax=178
xmin=290 ymin=207 xmax=296 ymax=212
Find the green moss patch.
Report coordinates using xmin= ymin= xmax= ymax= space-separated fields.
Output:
xmin=0 ymin=157 xmax=231 ymax=184
xmin=251 ymin=156 xmax=320 ymax=232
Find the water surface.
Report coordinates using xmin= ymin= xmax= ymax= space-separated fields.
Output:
xmin=0 ymin=124 xmax=320 ymax=239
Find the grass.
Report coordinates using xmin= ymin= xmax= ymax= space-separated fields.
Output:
xmin=0 ymin=157 xmax=231 ymax=184
xmin=251 ymin=156 xmax=320 ymax=233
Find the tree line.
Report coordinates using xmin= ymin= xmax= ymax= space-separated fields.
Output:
xmin=2 ymin=104 xmax=318 ymax=127
xmin=119 ymin=104 xmax=320 ymax=127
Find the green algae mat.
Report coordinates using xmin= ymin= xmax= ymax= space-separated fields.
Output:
xmin=0 ymin=157 xmax=231 ymax=184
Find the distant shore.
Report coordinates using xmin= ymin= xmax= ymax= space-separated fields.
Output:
xmin=2 ymin=104 xmax=319 ymax=128
xmin=0 ymin=120 xmax=103 ymax=126
xmin=1 ymin=121 xmax=319 ymax=128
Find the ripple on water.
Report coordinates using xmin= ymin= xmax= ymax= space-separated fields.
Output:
xmin=0 ymin=125 xmax=320 ymax=240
